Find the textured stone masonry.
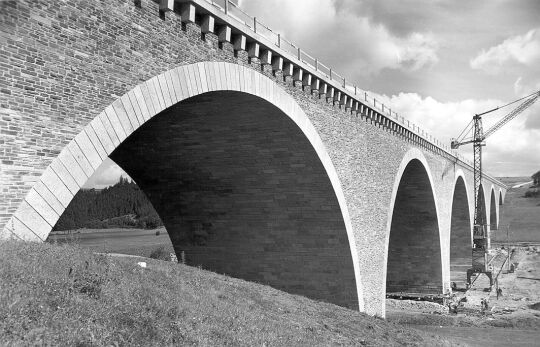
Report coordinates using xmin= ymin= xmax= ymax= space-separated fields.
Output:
xmin=0 ymin=0 xmax=506 ymax=316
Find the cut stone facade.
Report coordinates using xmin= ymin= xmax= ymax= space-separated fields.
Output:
xmin=0 ymin=0 xmax=506 ymax=316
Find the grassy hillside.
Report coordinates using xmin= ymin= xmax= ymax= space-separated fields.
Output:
xmin=0 ymin=241 xmax=455 ymax=346
xmin=494 ymin=177 xmax=540 ymax=242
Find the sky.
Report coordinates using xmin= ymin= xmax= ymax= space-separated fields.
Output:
xmin=84 ymin=0 xmax=540 ymax=188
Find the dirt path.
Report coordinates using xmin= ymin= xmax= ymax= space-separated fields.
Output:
xmin=512 ymin=181 xmax=534 ymax=189
xmin=387 ymin=248 xmax=540 ymax=346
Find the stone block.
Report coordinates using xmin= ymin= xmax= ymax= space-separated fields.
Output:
xmin=233 ymin=35 xmax=246 ymax=51
xmin=180 ymin=3 xmax=195 ymax=23
xmin=57 ymin=147 xmax=88 ymax=187
xmin=25 ymin=188 xmax=59 ymax=227
xmin=218 ymin=26 xmax=231 ymax=43
xmin=248 ymin=42 xmax=260 ymax=58
xmin=201 ymin=15 xmax=215 ymax=34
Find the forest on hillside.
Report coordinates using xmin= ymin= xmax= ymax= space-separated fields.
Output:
xmin=53 ymin=177 xmax=163 ymax=231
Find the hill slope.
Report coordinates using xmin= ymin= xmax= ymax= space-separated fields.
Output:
xmin=0 ymin=241 xmax=454 ymax=346
xmin=494 ymin=177 xmax=540 ymax=242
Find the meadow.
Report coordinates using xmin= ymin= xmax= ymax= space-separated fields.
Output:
xmin=0 ymin=241 xmax=452 ymax=346
xmin=493 ymin=177 xmax=540 ymax=243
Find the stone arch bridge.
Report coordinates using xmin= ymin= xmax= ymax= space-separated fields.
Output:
xmin=0 ymin=0 xmax=506 ymax=316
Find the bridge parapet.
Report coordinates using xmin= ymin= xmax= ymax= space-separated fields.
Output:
xmin=157 ymin=0 xmax=504 ymax=188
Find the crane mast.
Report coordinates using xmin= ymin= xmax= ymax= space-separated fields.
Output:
xmin=451 ymin=90 xmax=539 ymax=287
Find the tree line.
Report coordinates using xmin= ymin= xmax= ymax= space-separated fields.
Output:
xmin=524 ymin=170 xmax=540 ymax=198
xmin=53 ymin=177 xmax=163 ymax=231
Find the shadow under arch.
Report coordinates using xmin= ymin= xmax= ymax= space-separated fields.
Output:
xmin=384 ymin=149 xmax=443 ymax=306
xmin=2 ymin=62 xmax=364 ymax=311
xmin=449 ymin=172 xmax=472 ymax=287
xmin=476 ymin=184 xmax=487 ymax=227
xmin=490 ymin=187 xmax=498 ymax=230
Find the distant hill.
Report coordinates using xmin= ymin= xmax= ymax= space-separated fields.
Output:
xmin=53 ymin=177 xmax=163 ymax=231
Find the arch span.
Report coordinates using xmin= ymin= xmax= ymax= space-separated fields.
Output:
xmin=477 ymin=184 xmax=487 ymax=227
xmin=449 ymin=172 xmax=472 ymax=287
xmin=490 ymin=187 xmax=498 ymax=230
xmin=1 ymin=62 xmax=364 ymax=311
xmin=384 ymin=149 xmax=443 ymax=300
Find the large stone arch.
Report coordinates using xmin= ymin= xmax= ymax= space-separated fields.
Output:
xmin=449 ymin=171 xmax=472 ymax=287
xmin=1 ymin=62 xmax=364 ymax=311
xmin=383 ymin=149 xmax=443 ymax=304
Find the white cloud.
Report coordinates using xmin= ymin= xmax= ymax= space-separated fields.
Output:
xmin=470 ymin=28 xmax=540 ymax=74
xmin=372 ymin=91 xmax=540 ymax=176
xmin=238 ymin=0 xmax=438 ymax=75
xmin=396 ymin=33 xmax=439 ymax=71
xmin=83 ymin=158 xmax=131 ymax=189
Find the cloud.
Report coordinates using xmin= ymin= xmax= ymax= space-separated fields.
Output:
xmin=238 ymin=0 xmax=439 ymax=76
xmin=470 ymin=28 xmax=540 ymax=74
xmin=83 ymin=158 xmax=131 ymax=189
xmin=371 ymin=91 xmax=540 ymax=176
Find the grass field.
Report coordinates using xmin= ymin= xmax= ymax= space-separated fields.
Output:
xmin=47 ymin=227 xmax=174 ymax=258
xmin=493 ymin=177 xmax=540 ymax=243
xmin=0 ymin=241 xmax=455 ymax=346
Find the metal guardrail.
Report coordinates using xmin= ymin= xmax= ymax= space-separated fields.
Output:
xmin=189 ymin=0 xmax=504 ymax=188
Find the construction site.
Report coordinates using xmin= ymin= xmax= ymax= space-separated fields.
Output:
xmin=385 ymin=92 xmax=540 ymax=346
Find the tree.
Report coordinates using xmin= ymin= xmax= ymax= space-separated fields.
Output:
xmin=533 ymin=171 xmax=540 ymax=187
xmin=53 ymin=177 xmax=163 ymax=231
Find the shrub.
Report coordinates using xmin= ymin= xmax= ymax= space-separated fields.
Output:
xmin=148 ymin=246 xmax=169 ymax=261
xmin=524 ymin=190 xmax=539 ymax=198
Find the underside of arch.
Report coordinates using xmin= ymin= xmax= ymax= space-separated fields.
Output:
xmin=386 ymin=158 xmax=442 ymax=295
xmin=111 ymin=91 xmax=358 ymax=309
xmin=1 ymin=62 xmax=363 ymax=311
xmin=449 ymin=176 xmax=471 ymax=287
xmin=490 ymin=188 xmax=498 ymax=230
xmin=477 ymin=185 xmax=487 ymax=226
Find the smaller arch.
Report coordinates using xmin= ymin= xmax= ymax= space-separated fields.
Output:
xmin=384 ymin=149 xmax=444 ymax=311
xmin=499 ymin=189 xmax=504 ymax=206
xmin=476 ymin=184 xmax=487 ymax=227
xmin=449 ymin=171 xmax=472 ymax=288
xmin=490 ymin=187 xmax=498 ymax=230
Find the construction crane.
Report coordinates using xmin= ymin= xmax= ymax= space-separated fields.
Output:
xmin=450 ymin=90 xmax=540 ymax=287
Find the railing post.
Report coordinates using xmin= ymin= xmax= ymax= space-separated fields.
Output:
xmin=277 ymin=33 xmax=281 ymax=47
xmin=297 ymin=47 xmax=301 ymax=60
xmin=365 ymin=92 xmax=367 ymax=101
xmin=382 ymin=104 xmax=384 ymax=112
xmin=343 ymin=78 xmax=345 ymax=88
xmin=224 ymin=0 xmax=228 ymax=14
xmin=315 ymin=59 xmax=318 ymax=71
xmin=329 ymin=68 xmax=332 ymax=79
xmin=254 ymin=17 xmax=257 ymax=32
xmin=354 ymin=86 xmax=357 ymax=95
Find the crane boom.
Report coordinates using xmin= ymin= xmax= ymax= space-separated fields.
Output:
xmin=483 ymin=92 xmax=539 ymax=139
xmin=450 ymin=90 xmax=539 ymax=288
